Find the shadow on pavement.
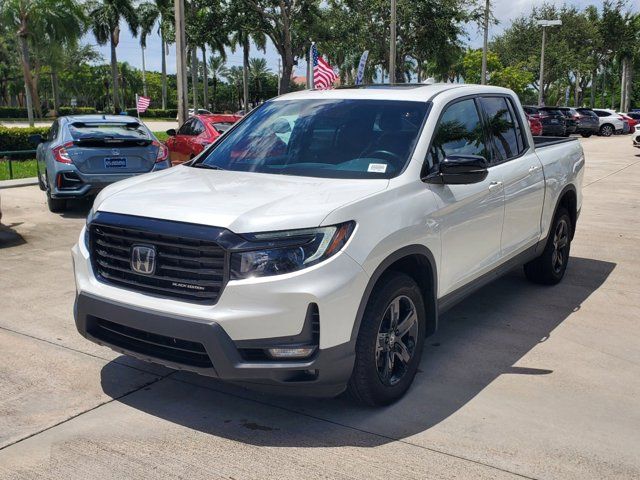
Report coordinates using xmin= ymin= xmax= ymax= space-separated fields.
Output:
xmin=0 ymin=222 xmax=26 ymax=248
xmin=101 ymin=256 xmax=615 ymax=447
xmin=59 ymin=198 xmax=93 ymax=219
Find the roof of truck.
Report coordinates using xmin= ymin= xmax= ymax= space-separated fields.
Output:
xmin=275 ymin=83 xmax=512 ymax=102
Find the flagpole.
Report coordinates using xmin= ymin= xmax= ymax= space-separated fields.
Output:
xmin=135 ymin=94 xmax=140 ymax=119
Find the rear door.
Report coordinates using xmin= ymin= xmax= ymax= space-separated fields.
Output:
xmin=67 ymin=121 xmax=156 ymax=174
xmin=426 ymin=97 xmax=505 ymax=296
xmin=480 ymin=96 xmax=545 ymax=257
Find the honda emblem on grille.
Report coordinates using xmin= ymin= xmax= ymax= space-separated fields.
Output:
xmin=131 ymin=245 xmax=156 ymax=275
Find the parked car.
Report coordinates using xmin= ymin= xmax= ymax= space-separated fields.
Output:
xmin=574 ymin=108 xmax=600 ymax=137
xmin=32 ymin=115 xmax=170 ymax=213
xmin=175 ymin=108 xmax=213 ymax=121
xmin=73 ymin=84 xmax=584 ymax=406
xmin=527 ymin=114 xmax=542 ymax=136
xmin=165 ymin=114 xmax=242 ymax=165
xmin=523 ymin=106 xmax=566 ymax=136
xmin=592 ymin=109 xmax=625 ymax=136
xmin=552 ymin=107 xmax=578 ymax=135
xmin=618 ymin=113 xmax=638 ymax=133
xmin=623 ymin=111 xmax=640 ymax=122
xmin=633 ymin=129 xmax=640 ymax=148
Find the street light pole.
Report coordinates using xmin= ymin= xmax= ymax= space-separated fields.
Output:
xmin=175 ymin=0 xmax=188 ymax=125
xmin=537 ymin=26 xmax=546 ymax=106
xmin=481 ymin=0 xmax=490 ymax=85
xmin=536 ymin=19 xmax=562 ymax=106
xmin=389 ymin=0 xmax=396 ymax=84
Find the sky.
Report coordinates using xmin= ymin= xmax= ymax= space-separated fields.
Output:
xmin=83 ymin=0 xmax=627 ymax=81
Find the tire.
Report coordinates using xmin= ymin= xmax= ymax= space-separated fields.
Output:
xmin=581 ymin=133 xmax=592 ymax=138
xmin=348 ymin=272 xmax=427 ymax=406
xmin=36 ymin=163 xmax=46 ymax=191
xmin=524 ymin=208 xmax=572 ymax=285
xmin=600 ymin=124 xmax=614 ymax=137
xmin=46 ymin=190 xmax=66 ymax=213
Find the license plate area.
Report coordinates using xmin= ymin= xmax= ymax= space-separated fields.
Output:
xmin=104 ymin=157 xmax=127 ymax=168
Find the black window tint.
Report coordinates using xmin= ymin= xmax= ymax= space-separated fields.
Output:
xmin=178 ymin=119 xmax=194 ymax=135
xmin=48 ymin=121 xmax=58 ymax=141
xmin=427 ymin=99 xmax=487 ymax=169
xmin=192 ymin=119 xmax=205 ymax=135
xmin=480 ymin=97 xmax=520 ymax=162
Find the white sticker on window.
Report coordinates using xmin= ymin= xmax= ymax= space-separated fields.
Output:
xmin=367 ymin=163 xmax=387 ymax=173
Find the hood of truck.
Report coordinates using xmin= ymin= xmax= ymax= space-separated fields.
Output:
xmin=94 ymin=165 xmax=389 ymax=232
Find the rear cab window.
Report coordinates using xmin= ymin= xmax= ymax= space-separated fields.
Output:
xmin=68 ymin=121 xmax=151 ymax=145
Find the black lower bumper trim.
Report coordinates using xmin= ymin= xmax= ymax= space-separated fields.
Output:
xmin=74 ymin=292 xmax=355 ymax=397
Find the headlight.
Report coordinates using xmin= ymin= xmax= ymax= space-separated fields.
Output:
xmin=84 ymin=207 xmax=95 ymax=250
xmin=230 ymin=221 xmax=355 ymax=279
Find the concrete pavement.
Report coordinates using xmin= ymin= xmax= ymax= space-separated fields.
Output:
xmin=0 ymin=135 xmax=639 ymax=479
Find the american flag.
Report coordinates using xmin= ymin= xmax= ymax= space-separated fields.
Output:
xmin=136 ymin=94 xmax=151 ymax=113
xmin=312 ymin=44 xmax=337 ymax=90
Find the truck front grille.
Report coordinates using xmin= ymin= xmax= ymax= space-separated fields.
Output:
xmin=90 ymin=222 xmax=227 ymax=304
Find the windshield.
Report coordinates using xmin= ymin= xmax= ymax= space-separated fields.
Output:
xmin=194 ymin=99 xmax=429 ymax=179
xmin=69 ymin=122 xmax=150 ymax=141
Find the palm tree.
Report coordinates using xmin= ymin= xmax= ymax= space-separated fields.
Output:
xmin=228 ymin=9 xmax=266 ymax=112
xmin=137 ymin=2 xmax=159 ymax=97
xmin=249 ymin=57 xmax=270 ymax=105
xmin=224 ymin=66 xmax=244 ymax=110
xmin=209 ymin=55 xmax=228 ymax=111
xmin=86 ymin=0 xmax=138 ymax=112
xmin=1 ymin=0 xmax=85 ymax=122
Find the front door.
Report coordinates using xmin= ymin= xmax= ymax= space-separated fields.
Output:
xmin=426 ymin=98 xmax=505 ymax=297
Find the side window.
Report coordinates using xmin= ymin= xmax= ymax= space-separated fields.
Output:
xmin=192 ymin=119 xmax=205 ymax=135
xmin=480 ymin=96 xmax=521 ymax=163
xmin=178 ymin=119 xmax=194 ymax=135
xmin=426 ymin=99 xmax=487 ymax=169
xmin=48 ymin=121 xmax=59 ymax=141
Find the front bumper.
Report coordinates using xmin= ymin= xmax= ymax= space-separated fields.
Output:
xmin=74 ymin=292 xmax=355 ymax=396
xmin=71 ymin=225 xmax=369 ymax=395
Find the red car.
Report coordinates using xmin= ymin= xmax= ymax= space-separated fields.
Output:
xmin=618 ymin=113 xmax=637 ymax=133
xmin=166 ymin=114 xmax=241 ymax=165
xmin=527 ymin=114 xmax=543 ymax=136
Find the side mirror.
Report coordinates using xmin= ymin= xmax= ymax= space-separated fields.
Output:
xmin=424 ymin=155 xmax=488 ymax=185
xmin=28 ymin=134 xmax=44 ymax=146
xmin=166 ymin=129 xmax=177 ymax=136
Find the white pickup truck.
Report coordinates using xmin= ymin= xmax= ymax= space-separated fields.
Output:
xmin=73 ymin=84 xmax=584 ymax=406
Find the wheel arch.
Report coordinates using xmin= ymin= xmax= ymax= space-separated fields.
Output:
xmin=350 ymin=245 xmax=438 ymax=344
xmin=548 ymin=184 xmax=578 ymax=241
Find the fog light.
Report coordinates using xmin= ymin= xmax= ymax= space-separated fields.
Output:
xmin=266 ymin=346 xmax=316 ymax=359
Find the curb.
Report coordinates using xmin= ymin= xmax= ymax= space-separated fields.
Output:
xmin=0 ymin=177 xmax=38 ymax=189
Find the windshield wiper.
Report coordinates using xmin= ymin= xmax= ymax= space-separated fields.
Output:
xmin=191 ymin=163 xmax=224 ymax=170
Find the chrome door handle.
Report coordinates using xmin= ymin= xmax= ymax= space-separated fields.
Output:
xmin=529 ymin=165 xmax=541 ymax=173
xmin=488 ymin=181 xmax=503 ymax=191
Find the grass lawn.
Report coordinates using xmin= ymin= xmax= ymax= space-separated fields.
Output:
xmin=153 ymin=131 xmax=169 ymax=142
xmin=0 ymin=159 xmax=38 ymax=181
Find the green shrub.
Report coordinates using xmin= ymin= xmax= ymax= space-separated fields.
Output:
xmin=57 ymin=107 xmax=98 ymax=115
xmin=125 ymin=108 xmax=178 ymax=118
xmin=0 ymin=107 xmax=29 ymax=118
xmin=0 ymin=127 xmax=50 ymax=159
